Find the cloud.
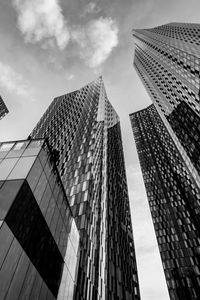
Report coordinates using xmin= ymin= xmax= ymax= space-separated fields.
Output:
xmin=72 ymin=17 xmax=119 ymax=68
xmin=13 ymin=0 xmax=70 ymax=50
xmin=13 ymin=1 xmax=118 ymax=67
xmin=0 ymin=61 xmax=34 ymax=99
xmin=81 ymin=2 xmax=101 ymax=17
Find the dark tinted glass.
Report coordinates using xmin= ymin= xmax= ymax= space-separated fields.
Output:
xmin=0 ymin=179 xmax=24 ymax=219
xmin=5 ymin=180 xmax=64 ymax=297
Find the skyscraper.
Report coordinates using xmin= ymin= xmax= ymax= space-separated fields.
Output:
xmin=0 ymin=95 xmax=9 ymax=120
xmin=31 ymin=77 xmax=140 ymax=300
xmin=133 ymin=23 xmax=200 ymax=182
xmin=131 ymin=23 xmax=200 ymax=299
xmin=130 ymin=105 xmax=200 ymax=300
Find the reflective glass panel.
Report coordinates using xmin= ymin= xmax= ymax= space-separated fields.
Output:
xmin=0 ymin=158 xmax=18 ymax=180
xmin=22 ymin=140 xmax=44 ymax=157
xmin=8 ymin=156 xmax=36 ymax=180
xmin=27 ymin=158 xmax=43 ymax=191
xmin=7 ymin=141 xmax=29 ymax=158
xmin=0 ymin=179 xmax=24 ymax=219
xmin=0 ymin=143 xmax=14 ymax=152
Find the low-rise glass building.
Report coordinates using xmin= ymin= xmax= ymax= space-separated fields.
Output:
xmin=0 ymin=138 xmax=79 ymax=300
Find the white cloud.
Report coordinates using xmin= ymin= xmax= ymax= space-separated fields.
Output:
xmin=0 ymin=61 xmax=34 ymax=99
xmin=72 ymin=17 xmax=119 ymax=68
xmin=13 ymin=1 xmax=118 ymax=67
xmin=13 ymin=0 xmax=70 ymax=50
xmin=81 ymin=2 xmax=101 ymax=17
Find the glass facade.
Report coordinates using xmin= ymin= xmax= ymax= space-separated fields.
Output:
xmin=0 ymin=139 xmax=79 ymax=300
xmin=130 ymin=105 xmax=200 ymax=300
xmin=131 ymin=23 xmax=200 ymax=300
xmin=133 ymin=23 xmax=200 ymax=185
xmin=31 ymin=77 xmax=140 ymax=299
xmin=0 ymin=96 xmax=8 ymax=120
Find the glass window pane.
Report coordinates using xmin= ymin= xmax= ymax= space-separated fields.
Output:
xmin=0 ymin=179 xmax=24 ymax=219
xmin=8 ymin=156 xmax=36 ymax=180
xmin=0 ymin=237 xmax=22 ymax=299
xmin=0 ymin=158 xmax=19 ymax=180
xmin=22 ymin=140 xmax=44 ymax=157
xmin=0 ymin=223 xmax=14 ymax=269
xmin=33 ymin=172 xmax=48 ymax=204
xmin=38 ymin=149 xmax=48 ymax=167
xmin=5 ymin=250 xmax=30 ymax=300
xmin=7 ymin=141 xmax=29 ymax=158
xmin=0 ymin=143 xmax=15 ymax=152
xmin=0 ymin=142 xmax=15 ymax=158
xmin=27 ymin=158 xmax=43 ymax=191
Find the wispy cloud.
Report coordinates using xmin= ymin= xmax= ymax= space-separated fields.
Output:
xmin=72 ymin=17 xmax=119 ymax=68
xmin=13 ymin=0 xmax=70 ymax=50
xmin=0 ymin=61 xmax=34 ymax=99
xmin=81 ymin=2 xmax=101 ymax=17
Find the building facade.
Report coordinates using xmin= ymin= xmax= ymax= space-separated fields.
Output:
xmin=130 ymin=105 xmax=200 ymax=300
xmin=31 ymin=77 xmax=140 ymax=300
xmin=0 ymin=138 xmax=79 ymax=300
xmin=131 ymin=23 xmax=200 ymax=300
xmin=0 ymin=96 xmax=9 ymax=120
xmin=133 ymin=23 xmax=200 ymax=183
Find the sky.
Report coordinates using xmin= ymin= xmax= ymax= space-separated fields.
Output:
xmin=1 ymin=0 xmax=200 ymax=299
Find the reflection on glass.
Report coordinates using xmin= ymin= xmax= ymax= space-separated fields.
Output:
xmin=58 ymin=265 xmax=74 ymax=300
xmin=0 ymin=158 xmax=19 ymax=180
xmin=13 ymin=141 xmax=29 ymax=151
xmin=22 ymin=140 xmax=44 ymax=157
xmin=27 ymin=158 xmax=43 ymax=191
xmin=8 ymin=156 xmax=36 ymax=180
xmin=7 ymin=141 xmax=29 ymax=158
xmin=28 ymin=140 xmax=44 ymax=149
xmin=0 ymin=143 xmax=14 ymax=152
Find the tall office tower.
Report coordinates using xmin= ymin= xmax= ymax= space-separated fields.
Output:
xmin=31 ymin=77 xmax=140 ymax=300
xmin=133 ymin=23 xmax=200 ymax=183
xmin=131 ymin=23 xmax=200 ymax=299
xmin=0 ymin=95 xmax=8 ymax=120
xmin=130 ymin=105 xmax=200 ymax=300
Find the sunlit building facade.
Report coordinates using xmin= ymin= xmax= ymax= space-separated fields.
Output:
xmin=0 ymin=138 xmax=79 ymax=299
xmin=131 ymin=23 xmax=200 ymax=299
xmin=0 ymin=96 xmax=8 ymax=120
xmin=133 ymin=23 xmax=200 ymax=182
xmin=31 ymin=77 xmax=140 ymax=300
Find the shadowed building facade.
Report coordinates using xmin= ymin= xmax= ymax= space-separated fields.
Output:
xmin=0 ymin=96 xmax=8 ymax=120
xmin=31 ymin=77 xmax=140 ymax=300
xmin=131 ymin=23 xmax=200 ymax=299
xmin=0 ymin=139 xmax=79 ymax=299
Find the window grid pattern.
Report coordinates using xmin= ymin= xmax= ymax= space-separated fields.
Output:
xmin=133 ymin=23 xmax=200 ymax=182
xmin=130 ymin=105 xmax=200 ymax=300
xmin=31 ymin=78 xmax=140 ymax=300
xmin=0 ymin=139 xmax=79 ymax=300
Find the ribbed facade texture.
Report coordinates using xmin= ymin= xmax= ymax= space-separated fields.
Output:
xmin=131 ymin=23 xmax=200 ymax=300
xmin=130 ymin=106 xmax=200 ymax=300
xmin=0 ymin=96 xmax=8 ymax=120
xmin=133 ymin=23 xmax=200 ymax=183
xmin=31 ymin=77 xmax=140 ymax=300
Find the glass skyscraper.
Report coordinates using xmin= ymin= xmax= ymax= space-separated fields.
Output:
xmin=133 ymin=23 xmax=200 ymax=182
xmin=0 ymin=96 xmax=8 ymax=120
xmin=31 ymin=77 xmax=140 ymax=300
xmin=131 ymin=23 xmax=200 ymax=299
